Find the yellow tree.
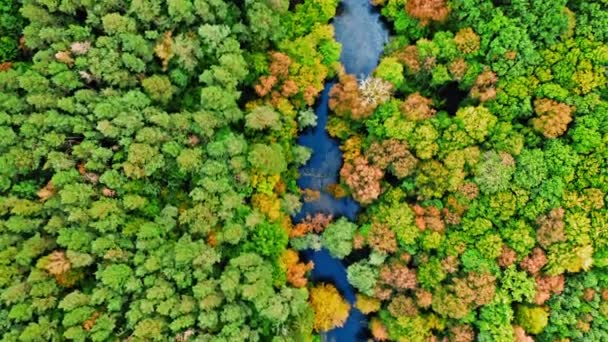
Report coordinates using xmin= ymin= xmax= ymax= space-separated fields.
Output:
xmin=309 ymin=284 xmax=351 ymax=332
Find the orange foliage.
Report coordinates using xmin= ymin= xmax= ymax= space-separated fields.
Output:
xmin=101 ymin=187 xmax=116 ymax=197
xmin=303 ymin=85 xmax=318 ymax=106
xmin=536 ymin=207 xmax=566 ymax=248
xmin=449 ymin=58 xmax=468 ymax=80
xmin=309 ymin=284 xmax=351 ymax=332
xmin=302 ymin=188 xmax=321 ymax=202
xmin=290 ymin=213 xmax=333 ymax=238
xmin=255 ymin=75 xmax=277 ymax=97
xmin=281 ymin=79 xmax=299 ymax=97
xmin=55 ymin=51 xmax=74 ymax=66
xmin=452 ymin=273 xmax=496 ymax=307
xmin=449 ymin=325 xmax=475 ymax=342
xmin=583 ymin=288 xmax=596 ymax=301
xmin=207 ymin=231 xmax=218 ymax=247
xmin=443 ymin=195 xmax=468 ymax=225
xmin=0 ymin=62 xmax=12 ymax=72
xmin=405 ymin=0 xmax=450 ymax=26
xmin=520 ymin=247 xmax=547 ymax=275
xmin=45 ymin=251 xmax=71 ymax=276
xmin=379 ymin=262 xmax=418 ymax=291
xmin=254 ymin=52 xmax=293 ymax=98
xmin=416 ymin=289 xmax=433 ymax=308
xmin=367 ymin=223 xmax=398 ymax=254
xmin=532 ymin=98 xmax=574 ymax=138
xmin=340 ymin=156 xmax=384 ymax=205
xmin=401 ymin=92 xmax=436 ymax=121
xmin=513 ymin=325 xmax=534 ymax=342
xmin=387 ymin=295 xmax=418 ymax=317
xmin=498 ymin=246 xmax=517 ymax=268
xmin=353 ymin=233 xmax=365 ymax=249
xmin=329 ymin=72 xmax=375 ymax=120
xmin=505 ymin=51 xmax=518 ymax=60
xmin=412 ymin=204 xmax=445 ymax=232
xmin=458 ymin=182 xmax=479 ymax=200
xmin=396 ymin=45 xmax=421 ymax=72
xmin=83 ymin=312 xmax=101 ymax=331
xmin=37 ymin=181 xmax=56 ymax=201
xmin=326 ymin=183 xmax=348 ymax=199
xmin=370 ymin=317 xmax=389 ymax=341
xmin=55 ymin=270 xmax=83 ymax=288
xmin=281 ymin=249 xmax=313 ymax=288
xmin=442 ymin=255 xmax=460 ymax=273
xmin=269 ymin=52 xmax=291 ymax=78
xmin=366 ymin=139 xmax=418 ymax=178
xmin=534 ymin=274 xmax=564 ymax=305
xmin=470 ymin=70 xmax=498 ymax=102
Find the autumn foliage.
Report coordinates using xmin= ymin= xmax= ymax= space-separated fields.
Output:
xmin=291 ymin=213 xmax=333 ymax=237
xmin=532 ymin=98 xmax=574 ymax=138
xmin=340 ymin=156 xmax=384 ymax=204
xmin=281 ymin=249 xmax=313 ymax=288
xmin=329 ymin=71 xmax=376 ymax=120
xmin=309 ymin=284 xmax=351 ymax=332
xmin=405 ymin=0 xmax=450 ymax=26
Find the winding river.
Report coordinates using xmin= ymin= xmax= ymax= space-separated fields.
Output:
xmin=295 ymin=0 xmax=389 ymax=340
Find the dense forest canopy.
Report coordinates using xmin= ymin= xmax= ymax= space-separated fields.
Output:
xmin=0 ymin=0 xmax=607 ymax=341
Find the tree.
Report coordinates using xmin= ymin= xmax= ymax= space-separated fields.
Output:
xmin=248 ymin=143 xmax=287 ymax=175
xmin=347 ymin=262 xmax=378 ymax=296
xmin=474 ymin=151 xmax=515 ymax=194
xmin=405 ymin=0 xmax=449 ymax=26
xmin=321 ymin=217 xmax=357 ymax=259
xmin=309 ymin=284 xmax=350 ymax=332
xmin=245 ymin=105 xmax=281 ymax=130
xmin=374 ymin=57 xmax=404 ymax=89
xmin=531 ymin=98 xmax=574 ymax=138
xmin=340 ymin=156 xmax=384 ymax=205
xmin=516 ymin=305 xmax=548 ymax=335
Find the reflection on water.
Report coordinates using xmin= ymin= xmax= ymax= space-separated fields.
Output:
xmin=294 ymin=0 xmax=389 ymax=341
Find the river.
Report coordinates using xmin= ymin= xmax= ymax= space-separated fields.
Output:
xmin=294 ymin=0 xmax=389 ymax=340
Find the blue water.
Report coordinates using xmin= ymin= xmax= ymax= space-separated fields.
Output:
xmin=294 ymin=0 xmax=389 ymax=340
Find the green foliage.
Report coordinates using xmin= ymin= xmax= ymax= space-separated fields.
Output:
xmin=0 ymin=0 xmax=340 ymax=340
xmin=333 ymin=1 xmax=608 ymax=341
xmin=346 ymin=261 xmax=378 ymax=296
xmin=248 ymin=143 xmax=287 ymax=175
xmin=0 ymin=0 xmax=24 ymax=62
xmin=321 ymin=217 xmax=357 ymax=259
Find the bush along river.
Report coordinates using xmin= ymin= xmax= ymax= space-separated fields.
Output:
xmin=294 ymin=0 xmax=389 ymax=340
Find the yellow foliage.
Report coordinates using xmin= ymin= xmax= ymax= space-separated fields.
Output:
xmin=340 ymin=135 xmax=363 ymax=162
xmin=251 ymin=173 xmax=281 ymax=195
xmin=572 ymin=60 xmax=606 ymax=95
xmin=251 ymin=193 xmax=282 ymax=222
xmin=355 ymin=294 xmax=381 ymax=314
xmin=44 ymin=250 xmax=71 ymax=275
xmin=37 ymin=181 xmax=56 ymax=201
xmin=155 ymin=31 xmax=174 ymax=71
xmin=310 ymin=284 xmax=351 ymax=332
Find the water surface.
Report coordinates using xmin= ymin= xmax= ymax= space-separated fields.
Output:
xmin=295 ymin=0 xmax=389 ymax=341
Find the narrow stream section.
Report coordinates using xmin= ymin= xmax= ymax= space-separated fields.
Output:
xmin=294 ymin=0 xmax=389 ymax=340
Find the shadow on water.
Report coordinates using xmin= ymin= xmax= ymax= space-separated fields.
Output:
xmin=294 ymin=0 xmax=389 ymax=341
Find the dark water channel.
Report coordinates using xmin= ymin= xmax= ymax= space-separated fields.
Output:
xmin=294 ymin=0 xmax=389 ymax=340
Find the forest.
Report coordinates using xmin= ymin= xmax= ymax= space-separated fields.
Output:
xmin=0 ymin=0 xmax=607 ymax=341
